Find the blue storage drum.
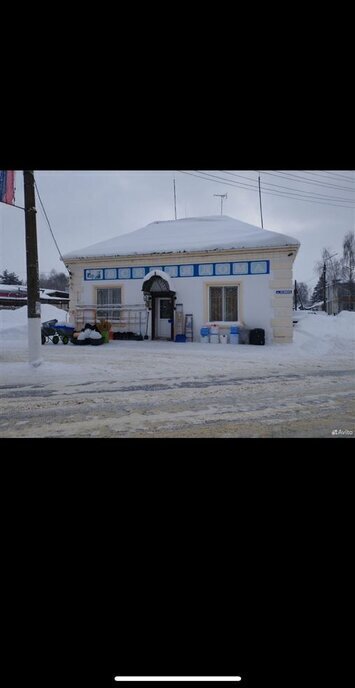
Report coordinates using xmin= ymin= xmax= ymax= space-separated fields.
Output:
xmin=230 ymin=325 xmax=239 ymax=344
xmin=200 ymin=326 xmax=209 ymax=343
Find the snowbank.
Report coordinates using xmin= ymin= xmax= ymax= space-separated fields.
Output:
xmin=0 ymin=305 xmax=70 ymax=339
xmin=1 ymin=308 xmax=354 ymax=368
xmin=292 ymin=310 xmax=355 ymax=355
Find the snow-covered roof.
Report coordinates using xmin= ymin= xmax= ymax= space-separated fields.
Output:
xmin=0 ymin=284 xmax=27 ymax=293
xmin=63 ymin=215 xmax=300 ymax=261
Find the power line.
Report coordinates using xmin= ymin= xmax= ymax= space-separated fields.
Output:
xmin=178 ymin=171 xmax=355 ymax=208
xmin=299 ymin=170 xmax=354 ymax=184
xmin=222 ymin=170 xmax=355 ymax=202
xmin=200 ymin=171 xmax=355 ymax=203
xmin=220 ymin=170 xmax=355 ymax=193
xmin=260 ymin=170 xmax=355 ymax=193
xmin=323 ymin=171 xmax=355 ymax=182
xmin=33 ymin=175 xmax=67 ymax=267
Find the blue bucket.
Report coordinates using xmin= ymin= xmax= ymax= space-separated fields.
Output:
xmin=200 ymin=327 xmax=209 ymax=336
xmin=230 ymin=325 xmax=239 ymax=334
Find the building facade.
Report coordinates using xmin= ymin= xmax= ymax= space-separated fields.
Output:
xmin=63 ymin=216 xmax=300 ymax=344
xmin=326 ymin=281 xmax=355 ymax=314
xmin=0 ymin=285 xmax=69 ymax=311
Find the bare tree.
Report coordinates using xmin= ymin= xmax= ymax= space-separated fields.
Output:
xmin=341 ymin=231 xmax=355 ymax=283
xmin=296 ymin=282 xmax=309 ymax=307
xmin=315 ymin=248 xmax=342 ymax=284
xmin=39 ymin=269 xmax=69 ymax=291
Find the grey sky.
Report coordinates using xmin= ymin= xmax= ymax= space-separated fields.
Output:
xmin=1 ymin=170 xmax=354 ymax=294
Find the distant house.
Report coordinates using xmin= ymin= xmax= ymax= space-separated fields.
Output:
xmin=63 ymin=215 xmax=300 ymax=344
xmin=326 ymin=281 xmax=355 ymax=315
xmin=0 ymin=284 xmax=69 ymax=311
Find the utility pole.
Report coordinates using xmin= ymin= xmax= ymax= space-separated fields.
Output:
xmin=214 ymin=193 xmax=227 ymax=215
xmin=258 ymin=173 xmax=264 ymax=228
xmin=173 ymin=177 xmax=177 ymax=220
xmin=323 ymin=262 xmax=327 ymax=312
xmin=323 ymin=253 xmax=338 ymax=314
xmin=24 ymin=170 xmax=42 ymax=366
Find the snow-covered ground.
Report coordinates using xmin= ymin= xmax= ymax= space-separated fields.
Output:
xmin=0 ymin=305 xmax=354 ymax=437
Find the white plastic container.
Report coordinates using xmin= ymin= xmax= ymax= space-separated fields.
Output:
xmin=220 ymin=334 xmax=228 ymax=344
xmin=209 ymin=334 xmax=219 ymax=344
xmin=200 ymin=335 xmax=209 ymax=343
xmin=209 ymin=324 xmax=219 ymax=335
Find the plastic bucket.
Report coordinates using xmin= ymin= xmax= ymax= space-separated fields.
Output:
xmin=230 ymin=325 xmax=239 ymax=334
xmin=200 ymin=335 xmax=209 ymax=343
xmin=200 ymin=327 xmax=209 ymax=336
xmin=220 ymin=334 xmax=228 ymax=344
xmin=230 ymin=334 xmax=239 ymax=344
xmin=209 ymin=334 xmax=219 ymax=344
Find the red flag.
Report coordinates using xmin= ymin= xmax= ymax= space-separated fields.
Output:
xmin=0 ymin=170 xmax=15 ymax=204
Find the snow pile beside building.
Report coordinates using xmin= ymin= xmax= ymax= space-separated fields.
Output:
xmin=0 ymin=305 xmax=70 ymax=339
xmin=293 ymin=310 xmax=355 ymax=355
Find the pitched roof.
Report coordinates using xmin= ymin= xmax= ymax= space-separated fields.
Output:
xmin=63 ymin=215 xmax=300 ymax=260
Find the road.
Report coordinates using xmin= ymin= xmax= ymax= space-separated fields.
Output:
xmin=1 ymin=359 xmax=354 ymax=438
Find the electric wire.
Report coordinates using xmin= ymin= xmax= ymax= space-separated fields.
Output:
xmin=177 ymin=171 xmax=355 ymax=209
xmin=199 ymin=171 xmax=355 ymax=202
xmin=221 ymin=170 xmax=355 ymax=200
xmin=269 ymin=170 xmax=355 ymax=192
xmin=32 ymin=175 xmax=66 ymax=266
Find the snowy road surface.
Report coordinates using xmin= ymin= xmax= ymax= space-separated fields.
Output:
xmin=1 ymin=325 xmax=354 ymax=438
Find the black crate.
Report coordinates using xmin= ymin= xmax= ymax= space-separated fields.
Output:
xmin=250 ymin=328 xmax=265 ymax=345
xmin=239 ymin=327 xmax=250 ymax=344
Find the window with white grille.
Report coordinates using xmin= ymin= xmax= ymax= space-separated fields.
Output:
xmin=209 ymin=286 xmax=238 ymax=321
xmin=96 ymin=287 xmax=121 ymax=321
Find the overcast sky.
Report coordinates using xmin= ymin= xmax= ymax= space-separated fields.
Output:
xmin=1 ymin=170 xmax=354 ymax=295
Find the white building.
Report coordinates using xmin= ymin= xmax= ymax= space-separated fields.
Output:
xmin=326 ymin=281 xmax=355 ymax=314
xmin=62 ymin=215 xmax=300 ymax=344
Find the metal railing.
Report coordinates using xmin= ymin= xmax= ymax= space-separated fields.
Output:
xmin=74 ymin=304 xmax=149 ymax=334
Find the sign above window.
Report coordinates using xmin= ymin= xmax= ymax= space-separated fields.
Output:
xmin=84 ymin=260 xmax=269 ymax=281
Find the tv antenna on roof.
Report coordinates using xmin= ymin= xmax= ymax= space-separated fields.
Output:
xmin=214 ymin=192 xmax=227 ymax=215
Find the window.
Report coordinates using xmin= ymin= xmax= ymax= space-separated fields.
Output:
xmin=209 ymin=286 xmax=238 ymax=321
xmin=97 ymin=287 xmax=121 ymax=321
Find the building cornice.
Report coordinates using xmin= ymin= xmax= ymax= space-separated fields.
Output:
xmin=63 ymin=244 xmax=300 ymax=266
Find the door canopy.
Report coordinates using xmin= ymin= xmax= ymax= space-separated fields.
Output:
xmin=142 ymin=269 xmax=175 ymax=296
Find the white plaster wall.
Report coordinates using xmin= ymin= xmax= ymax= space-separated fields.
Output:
xmin=70 ymin=269 xmax=274 ymax=340
xmin=67 ymin=248 xmax=295 ymax=343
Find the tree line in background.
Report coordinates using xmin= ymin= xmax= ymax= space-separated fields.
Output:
xmin=296 ymin=230 xmax=354 ymax=308
xmin=0 ymin=268 xmax=69 ymax=291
